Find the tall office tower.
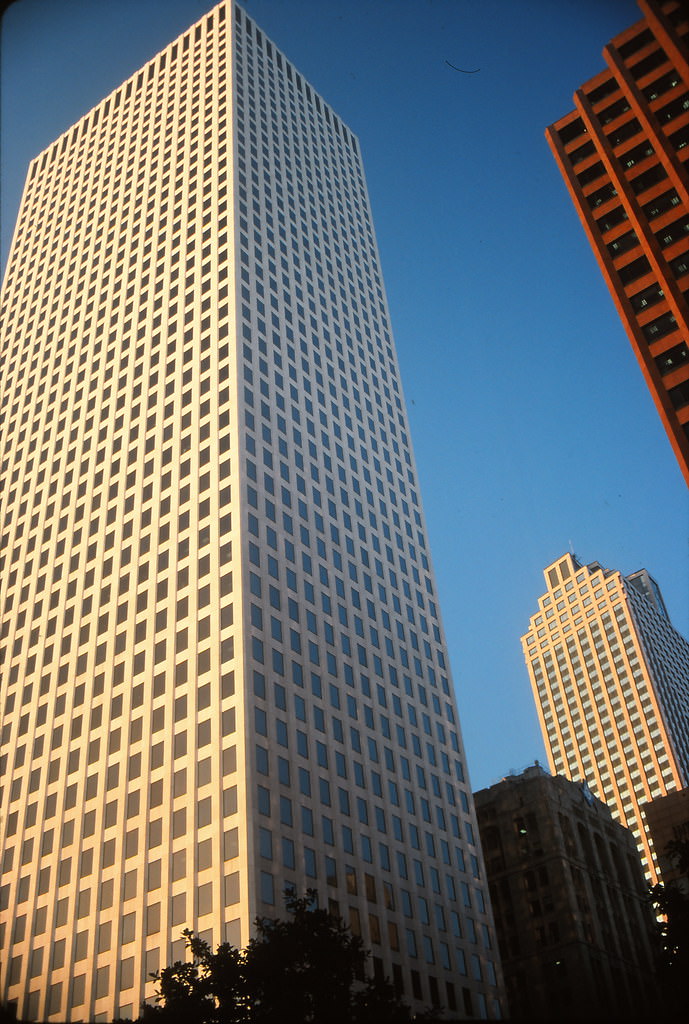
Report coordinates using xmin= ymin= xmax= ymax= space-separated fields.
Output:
xmin=546 ymin=0 xmax=689 ymax=488
xmin=475 ymin=766 xmax=657 ymax=1022
xmin=521 ymin=552 xmax=689 ymax=885
xmin=0 ymin=3 xmax=502 ymax=1022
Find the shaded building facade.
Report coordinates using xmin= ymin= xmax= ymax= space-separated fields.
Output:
xmin=475 ymin=766 xmax=657 ymax=1022
xmin=521 ymin=553 xmax=689 ymax=884
xmin=0 ymin=2 xmax=502 ymax=1021
xmin=546 ymin=0 xmax=689 ymax=486
xmin=643 ymin=785 xmax=689 ymax=884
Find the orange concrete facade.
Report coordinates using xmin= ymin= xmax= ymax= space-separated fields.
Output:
xmin=546 ymin=0 xmax=689 ymax=487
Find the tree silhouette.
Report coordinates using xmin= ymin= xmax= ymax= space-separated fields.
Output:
xmin=135 ymin=891 xmax=440 ymax=1024
xmin=649 ymin=839 xmax=689 ymax=1020
xmin=140 ymin=930 xmax=246 ymax=1024
xmin=245 ymin=892 xmax=367 ymax=1023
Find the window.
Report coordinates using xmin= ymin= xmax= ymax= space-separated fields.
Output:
xmin=655 ymin=341 xmax=688 ymax=376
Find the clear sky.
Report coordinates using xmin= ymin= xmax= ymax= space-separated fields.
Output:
xmin=2 ymin=0 xmax=687 ymax=794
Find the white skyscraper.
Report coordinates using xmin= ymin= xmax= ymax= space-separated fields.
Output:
xmin=0 ymin=3 xmax=502 ymax=1021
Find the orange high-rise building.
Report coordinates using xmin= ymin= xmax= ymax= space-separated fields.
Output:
xmin=547 ymin=0 xmax=689 ymax=487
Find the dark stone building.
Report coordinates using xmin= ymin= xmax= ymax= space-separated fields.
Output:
xmin=475 ymin=765 xmax=658 ymax=1021
xmin=644 ymin=785 xmax=689 ymax=885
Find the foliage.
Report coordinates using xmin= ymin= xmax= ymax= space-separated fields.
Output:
xmin=649 ymin=839 xmax=689 ymax=1018
xmin=143 ymin=930 xmax=246 ymax=1024
xmin=135 ymin=891 xmax=439 ymax=1023
xmin=0 ymin=1002 xmax=17 ymax=1024
xmin=665 ymin=837 xmax=689 ymax=877
xmin=245 ymin=892 xmax=368 ymax=1023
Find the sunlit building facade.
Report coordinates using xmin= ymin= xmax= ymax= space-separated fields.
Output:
xmin=0 ymin=2 xmax=502 ymax=1021
xmin=521 ymin=553 xmax=689 ymax=884
xmin=546 ymin=0 xmax=689 ymax=487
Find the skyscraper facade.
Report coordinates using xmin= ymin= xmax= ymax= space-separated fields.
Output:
xmin=521 ymin=552 xmax=689 ymax=885
xmin=0 ymin=3 xmax=502 ymax=1021
xmin=546 ymin=0 xmax=689 ymax=487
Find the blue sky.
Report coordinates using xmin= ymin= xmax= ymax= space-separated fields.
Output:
xmin=2 ymin=0 xmax=687 ymax=793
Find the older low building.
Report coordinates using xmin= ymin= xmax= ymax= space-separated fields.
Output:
xmin=475 ymin=765 xmax=658 ymax=1021
xmin=644 ymin=785 xmax=689 ymax=885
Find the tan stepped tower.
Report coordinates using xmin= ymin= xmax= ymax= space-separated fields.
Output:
xmin=522 ymin=552 xmax=689 ymax=884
